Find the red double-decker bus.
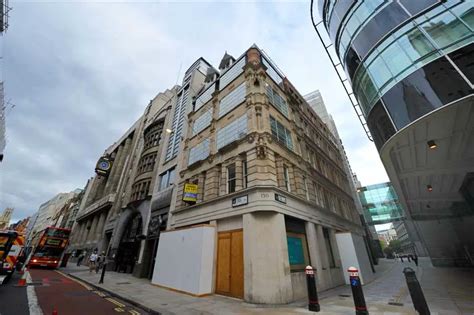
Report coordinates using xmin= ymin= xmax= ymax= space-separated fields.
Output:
xmin=29 ymin=227 xmax=71 ymax=268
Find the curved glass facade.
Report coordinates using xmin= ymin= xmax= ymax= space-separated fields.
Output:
xmin=318 ymin=0 xmax=474 ymax=149
xmin=357 ymin=182 xmax=405 ymax=225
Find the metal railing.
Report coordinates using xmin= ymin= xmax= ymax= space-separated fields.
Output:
xmin=310 ymin=0 xmax=373 ymax=142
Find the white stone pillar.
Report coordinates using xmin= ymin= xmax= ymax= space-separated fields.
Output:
xmin=316 ymin=224 xmax=332 ymax=290
xmin=305 ymin=222 xmax=327 ymax=291
xmin=243 ymin=212 xmax=293 ymax=304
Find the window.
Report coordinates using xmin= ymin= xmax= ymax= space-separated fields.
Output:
xmin=323 ymin=227 xmax=336 ymax=268
xmin=159 ymin=168 xmax=176 ymax=191
xmin=303 ymin=177 xmax=309 ymax=200
xmin=192 ymin=109 xmax=213 ymax=136
xmin=270 ymin=116 xmax=293 ymax=150
xmin=262 ymin=57 xmax=283 ymax=85
xmin=352 ymin=2 xmax=409 ymax=60
xmin=366 ymin=101 xmax=396 ymax=151
xmin=137 ymin=153 xmax=157 ymax=174
xmin=449 ymin=43 xmax=474 ymax=84
xmin=283 ymin=165 xmax=291 ymax=192
xmin=219 ymin=82 xmax=246 ymax=117
xmin=131 ymin=179 xmax=151 ymax=202
xmin=286 ymin=232 xmax=309 ymax=271
xmin=143 ymin=123 xmax=163 ymax=150
xmin=227 ymin=164 xmax=236 ymax=193
xmin=381 ymin=57 xmax=471 ymax=131
xmin=166 ymin=87 xmax=189 ymax=161
xmin=219 ymin=57 xmax=245 ymax=90
xmin=188 ymin=138 xmax=210 ymax=166
xmin=420 ymin=10 xmax=472 ymax=51
xmin=242 ymin=160 xmax=248 ymax=188
xmin=194 ymin=83 xmax=215 ymax=111
xmin=216 ymin=115 xmax=248 ymax=149
xmin=266 ymin=85 xmax=289 ymax=117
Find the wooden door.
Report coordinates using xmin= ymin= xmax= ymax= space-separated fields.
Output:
xmin=216 ymin=230 xmax=243 ymax=298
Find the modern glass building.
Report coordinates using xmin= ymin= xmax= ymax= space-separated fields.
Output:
xmin=314 ymin=0 xmax=474 ymax=267
xmin=357 ymin=182 xmax=404 ymax=225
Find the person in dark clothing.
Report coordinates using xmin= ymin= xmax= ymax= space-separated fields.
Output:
xmin=77 ymin=252 xmax=85 ymax=266
xmin=413 ymin=254 xmax=419 ymax=266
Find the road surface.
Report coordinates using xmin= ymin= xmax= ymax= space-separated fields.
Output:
xmin=0 ymin=268 xmax=148 ymax=315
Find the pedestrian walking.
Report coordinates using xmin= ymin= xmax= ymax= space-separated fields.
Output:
xmin=413 ymin=254 xmax=419 ymax=266
xmin=77 ymin=252 xmax=85 ymax=266
xmin=96 ymin=251 xmax=106 ymax=273
xmin=89 ymin=249 xmax=98 ymax=273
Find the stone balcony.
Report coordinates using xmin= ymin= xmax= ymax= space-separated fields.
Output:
xmin=77 ymin=193 xmax=116 ymax=221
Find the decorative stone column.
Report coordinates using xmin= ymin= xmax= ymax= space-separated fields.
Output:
xmin=305 ymin=222 xmax=327 ymax=291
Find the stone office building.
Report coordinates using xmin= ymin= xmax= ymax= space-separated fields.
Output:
xmin=153 ymin=46 xmax=373 ymax=304
xmin=68 ymin=87 xmax=179 ymax=278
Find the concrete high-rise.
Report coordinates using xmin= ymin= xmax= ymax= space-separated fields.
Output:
xmin=313 ymin=0 xmax=473 ymax=266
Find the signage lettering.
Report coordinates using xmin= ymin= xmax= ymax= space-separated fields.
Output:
xmin=232 ymin=195 xmax=248 ymax=207
xmin=183 ymin=183 xmax=198 ymax=203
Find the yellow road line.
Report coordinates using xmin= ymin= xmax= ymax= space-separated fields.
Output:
xmin=55 ymin=270 xmax=93 ymax=291
xmin=114 ymin=307 xmax=125 ymax=312
xmin=106 ymin=297 xmax=126 ymax=308
xmin=129 ymin=310 xmax=141 ymax=315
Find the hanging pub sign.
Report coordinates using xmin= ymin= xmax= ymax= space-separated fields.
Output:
xmin=95 ymin=155 xmax=113 ymax=176
xmin=183 ymin=183 xmax=198 ymax=204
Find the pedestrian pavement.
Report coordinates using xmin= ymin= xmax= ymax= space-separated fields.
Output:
xmin=62 ymin=258 xmax=474 ymax=315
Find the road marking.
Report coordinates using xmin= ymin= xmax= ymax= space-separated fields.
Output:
xmin=26 ymin=271 xmax=44 ymax=315
xmin=114 ymin=307 xmax=125 ymax=312
xmin=129 ymin=310 xmax=141 ymax=315
xmin=106 ymin=297 xmax=126 ymax=308
xmin=54 ymin=271 xmax=93 ymax=291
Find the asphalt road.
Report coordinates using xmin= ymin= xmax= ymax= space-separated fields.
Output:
xmin=0 ymin=271 xmax=29 ymax=315
xmin=0 ymin=268 xmax=149 ymax=315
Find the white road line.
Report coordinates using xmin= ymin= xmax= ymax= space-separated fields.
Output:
xmin=26 ymin=271 xmax=44 ymax=315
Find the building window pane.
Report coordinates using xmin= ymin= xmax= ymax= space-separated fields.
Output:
xmin=303 ymin=176 xmax=309 ymax=200
xmin=266 ymin=85 xmax=289 ymax=117
xmin=192 ymin=109 xmax=213 ymax=136
xmin=448 ymin=42 xmax=474 ymax=84
xmin=159 ymin=167 xmax=176 ymax=191
xmin=270 ymin=116 xmax=293 ymax=150
xmin=227 ymin=164 xmax=236 ymax=193
xmin=243 ymin=160 xmax=248 ymax=188
xmin=284 ymin=165 xmax=291 ymax=192
xmin=188 ymin=139 xmax=210 ymax=166
xmin=216 ymin=115 xmax=248 ymax=150
xmin=219 ymin=57 xmax=245 ymax=90
xmin=262 ymin=57 xmax=284 ymax=85
xmin=219 ymin=82 xmax=246 ymax=118
xmin=381 ymin=56 xmax=471 ymax=130
xmin=194 ymin=83 xmax=215 ymax=111
xmin=367 ymin=101 xmax=396 ymax=151
xmin=421 ymin=10 xmax=472 ymax=50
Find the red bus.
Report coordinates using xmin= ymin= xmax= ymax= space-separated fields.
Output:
xmin=29 ymin=227 xmax=71 ymax=268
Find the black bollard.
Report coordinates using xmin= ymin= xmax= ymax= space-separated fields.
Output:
xmin=403 ymin=267 xmax=430 ymax=315
xmin=305 ymin=266 xmax=320 ymax=312
xmin=99 ymin=263 xmax=107 ymax=284
xmin=348 ymin=267 xmax=369 ymax=315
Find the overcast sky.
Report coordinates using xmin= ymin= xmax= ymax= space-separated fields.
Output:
xmin=0 ymin=1 xmax=388 ymax=223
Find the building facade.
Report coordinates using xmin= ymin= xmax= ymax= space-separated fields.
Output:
xmin=69 ymin=59 xmax=213 ymax=279
xmin=314 ymin=0 xmax=474 ymax=266
xmin=304 ymin=90 xmax=379 ymax=263
xmin=152 ymin=46 xmax=373 ymax=304
xmin=26 ymin=190 xmax=81 ymax=248
xmin=0 ymin=207 xmax=13 ymax=229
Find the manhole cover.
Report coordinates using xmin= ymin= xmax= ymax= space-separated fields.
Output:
xmin=116 ymin=282 xmax=131 ymax=285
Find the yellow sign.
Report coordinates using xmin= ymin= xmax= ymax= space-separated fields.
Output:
xmin=183 ymin=183 xmax=198 ymax=203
